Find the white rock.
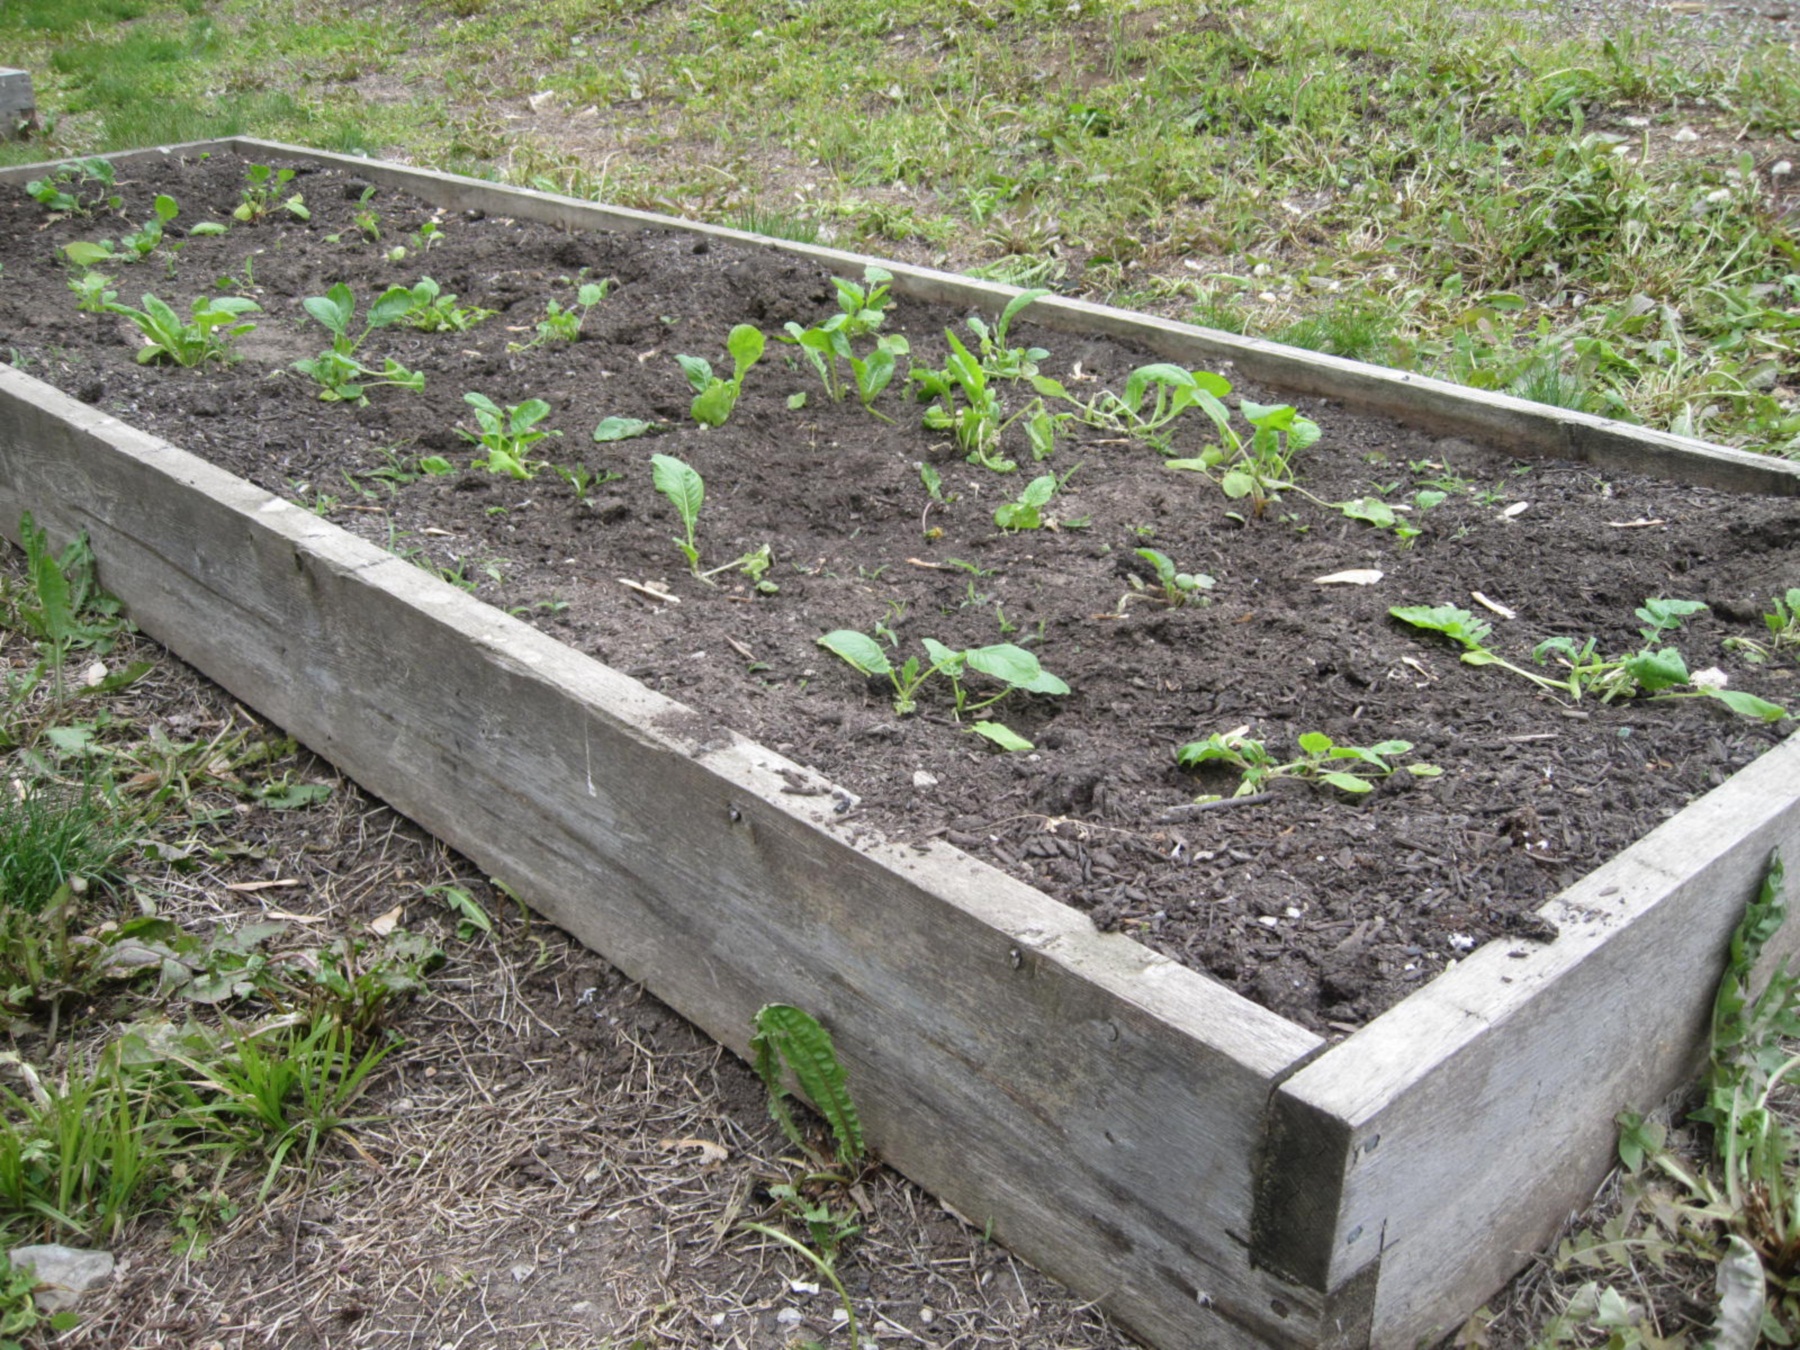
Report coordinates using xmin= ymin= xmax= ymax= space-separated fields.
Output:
xmin=1691 ymin=666 xmax=1729 ymax=689
xmin=912 ymin=770 xmax=939 ymax=790
xmin=81 ymin=661 xmax=107 ymax=688
xmin=8 ymin=1245 xmax=114 ymax=1313
xmin=1673 ymin=126 xmax=1700 ymax=142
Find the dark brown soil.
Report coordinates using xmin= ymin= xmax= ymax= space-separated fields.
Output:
xmin=2 ymin=149 xmax=1796 ymax=1033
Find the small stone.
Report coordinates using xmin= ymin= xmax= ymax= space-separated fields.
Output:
xmin=912 ymin=770 xmax=939 ymax=790
xmin=8 ymin=1245 xmax=114 ymax=1313
xmin=1673 ymin=126 xmax=1701 ymax=142
xmin=1774 ymin=160 xmax=1794 ymax=176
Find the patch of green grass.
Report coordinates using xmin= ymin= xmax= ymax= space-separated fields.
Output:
xmin=0 ymin=781 xmax=126 ymax=915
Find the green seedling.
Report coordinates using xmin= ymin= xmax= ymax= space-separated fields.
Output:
xmin=1128 ymin=548 xmax=1215 ymax=607
xmin=750 ymin=1003 xmax=865 ymax=1166
xmin=592 ymin=416 xmax=653 ymax=443
xmin=1727 ymin=588 xmax=1800 ymax=664
xmin=63 ymin=194 xmax=180 ymax=269
xmin=816 ymin=628 xmax=1068 ymax=721
xmin=994 ymin=464 xmax=1079 ymax=531
xmin=24 ymin=158 xmax=119 ymax=217
xmin=457 ymin=393 xmax=558 ymax=479
xmin=848 ymin=336 xmax=910 ymax=419
xmin=914 ymin=329 xmax=1057 ymax=472
xmin=830 ymin=264 xmax=895 ymax=339
xmin=12 ymin=514 xmax=129 ymax=719
xmin=965 ymin=287 xmax=1049 ymax=379
xmin=104 ymin=293 xmax=260 ymax=367
xmin=1389 ymin=604 xmax=1570 ymax=692
xmin=1532 ymin=598 xmax=1787 ymax=721
xmin=233 ymin=164 xmax=309 ymax=223
xmin=397 ymin=277 xmax=494 ymax=333
xmin=552 ymin=462 xmax=622 ymax=504
xmin=647 ymin=454 xmax=771 ymax=585
xmin=1176 ymin=727 xmax=1440 ymax=799
xmin=412 ymin=220 xmax=445 ymax=252
xmin=68 ymin=271 xmax=117 ymax=314
xmin=676 ymin=323 xmax=765 ymax=427
xmin=292 ymin=282 xmax=424 ymax=404
xmin=510 ymin=280 xmax=611 ymax=350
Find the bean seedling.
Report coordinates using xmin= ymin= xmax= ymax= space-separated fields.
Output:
xmin=233 ymin=164 xmax=309 ymax=223
xmin=676 ymin=324 xmax=765 ymax=427
xmin=816 ymin=627 xmax=1069 ymax=724
xmin=105 ymin=293 xmax=260 ymax=367
xmin=457 ymin=393 xmax=559 ymax=479
xmin=292 ymin=282 xmax=424 ymax=404
xmin=1177 ymin=726 xmax=1440 ymax=798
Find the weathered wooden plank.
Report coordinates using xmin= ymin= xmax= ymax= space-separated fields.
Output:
xmin=1262 ymin=733 xmax=1800 ymax=1345
xmin=195 ymin=136 xmax=1800 ymax=498
xmin=0 ymin=363 xmax=1327 ymax=1350
xmin=0 ymin=70 xmax=33 ymax=138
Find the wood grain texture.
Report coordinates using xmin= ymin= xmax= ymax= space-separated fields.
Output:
xmin=208 ymin=137 xmax=1800 ymax=498
xmin=0 ymin=70 xmax=34 ymax=132
xmin=1267 ymin=733 xmax=1800 ymax=1345
xmin=0 ymin=363 xmax=1326 ymax=1350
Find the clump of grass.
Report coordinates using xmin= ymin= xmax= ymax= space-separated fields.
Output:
xmin=0 ymin=780 xmax=126 ymax=915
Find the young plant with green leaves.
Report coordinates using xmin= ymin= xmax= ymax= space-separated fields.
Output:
xmin=457 ymin=393 xmax=558 ymax=479
xmin=509 ymin=280 xmax=611 ymax=350
xmin=914 ymin=330 xmax=1059 ymax=472
xmin=648 ymin=454 xmax=773 ymax=585
xmin=1390 ymin=603 xmax=1576 ymax=693
xmin=291 ymin=282 xmax=424 ymax=404
xmin=816 ymin=628 xmax=1069 ymax=730
xmin=105 ymin=293 xmax=260 ymax=367
xmin=1176 ymin=727 xmax=1440 ymax=799
xmin=1126 ymin=548 xmax=1216 ymax=608
xmin=965 ymin=287 xmax=1049 ymax=379
xmin=395 ymin=276 xmax=494 ymax=333
xmin=63 ymin=193 xmax=181 ymax=268
xmin=23 ymin=159 xmax=119 ymax=218
xmin=67 ymin=270 xmax=116 ymax=314
xmin=675 ymin=323 xmax=765 ymax=427
xmin=233 ymin=164 xmax=309 ymax=223
xmin=1726 ymin=588 xmax=1800 ymax=665
xmin=994 ymin=464 xmax=1080 ymax=531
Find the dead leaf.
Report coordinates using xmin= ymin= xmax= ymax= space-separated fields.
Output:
xmin=368 ymin=904 xmax=403 ymax=937
xmin=1501 ymin=502 xmax=1530 ymax=518
xmin=1606 ymin=518 xmax=1666 ymax=529
xmin=1313 ymin=569 xmax=1384 ymax=586
xmin=265 ymin=909 xmax=329 ymax=925
xmin=658 ymin=1136 xmax=729 ymax=1165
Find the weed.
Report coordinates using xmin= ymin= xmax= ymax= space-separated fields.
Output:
xmin=0 ymin=785 xmax=125 ymax=916
xmin=457 ymin=392 xmax=558 ymax=479
xmin=0 ymin=1252 xmax=79 ymax=1339
xmin=1727 ymin=589 xmax=1800 ymax=664
xmin=1176 ymin=727 xmax=1440 ymax=798
xmin=104 ymin=293 xmax=260 ymax=367
xmin=676 ymin=324 xmax=764 ymax=426
xmin=291 ymin=282 xmax=424 ymax=404
xmin=10 ymin=514 xmax=129 ymax=722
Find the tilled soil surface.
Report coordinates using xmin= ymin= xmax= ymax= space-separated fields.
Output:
xmin=2 ymin=149 xmax=1797 ymax=1032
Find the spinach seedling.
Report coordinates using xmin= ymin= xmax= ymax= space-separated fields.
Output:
xmin=1177 ymin=727 xmax=1440 ymax=798
xmin=994 ymin=463 xmax=1080 ymax=531
xmin=64 ymin=195 xmax=181 ymax=268
xmin=104 ymin=293 xmax=260 ymax=366
xmin=510 ymin=280 xmax=612 ymax=351
xmin=292 ymin=282 xmax=425 ymax=404
xmin=233 ymin=164 xmax=309 ymax=223
xmin=965 ymin=288 xmax=1049 ymax=379
xmin=397 ymin=277 xmax=495 ymax=333
xmin=24 ymin=158 xmax=119 ymax=217
xmin=1389 ymin=604 xmax=1569 ymax=692
xmin=551 ymin=463 xmax=621 ymax=504
xmin=1725 ymin=588 xmax=1800 ymax=664
xmin=676 ymin=324 xmax=765 ymax=426
xmin=68 ymin=271 xmax=118 ymax=314
xmin=648 ymin=454 xmax=772 ymax=585
xmin=816 ymin=629 xmax=1069 ymax=720
xmin=914 ymin=331 xmax=1057 ymax=472
xmin=831 ymin=265 xmax=895 ymax=338
xmin=457 ymin=393 xmax=559 ymax=479
xmin=1127 ymin=548 xmax=1215 ymax=607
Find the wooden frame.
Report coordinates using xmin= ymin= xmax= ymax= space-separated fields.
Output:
xmin=2 ymin=140 xmax=1796 ymax=1350
xmin=0 ymin=70 xmax=34 ymax=139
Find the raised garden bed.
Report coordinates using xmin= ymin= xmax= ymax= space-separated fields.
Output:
xmin=1 ymin=138 xmax=1797 ymax=1350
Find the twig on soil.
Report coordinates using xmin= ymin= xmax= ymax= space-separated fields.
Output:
xmin=1155 ymin=793 xmax=1274 ymax=821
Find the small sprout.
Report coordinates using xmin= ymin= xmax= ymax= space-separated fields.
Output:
xmin=510 ymin=279 xmax=612 ymax=351
xmin=292 ymin=282 xmax=425 ymax=404
xmin=592 ymin=416 xmax=653 ymax=443
xmin=1130 ymin=549 xmax=1215 ymax=607
xmin=396 ymin=277 xmax=495 ymax=333
xmin=458 ymin=393 xmax=559 ymax=479
xmin=233 ymin=164 xmax=309 ymax=223
xmin=1176 ymin=727 xmax=1439 ymax=798
xmin=676 ymin=323 xmax=765 ymax=426
xmin=817 ymin=629 xmax=1068 ymax=718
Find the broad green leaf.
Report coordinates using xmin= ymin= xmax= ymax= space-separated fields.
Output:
xmin=1297 ymin=731 xmax=1333 ymax=755
xmin=62 ymin=241 xmax=114 ymax=266
xmin=750 ymin=1003 xmax=864 ymax=1165
xmin=1319 ymin=771 xmax=1374 ymax=795
xmin=190 ymin=221 xmax=227 ymax=236
xmin=1191 ymin=369 xmax=1233 ymax=398
xmin=966 ymin=644 xmax=1069 ymax=695
xmin=674 ymin=353 xmax=714 ymax=394
xmin=258 ymin=781 xmax=332 ymax=810
xmin=1219 ymin=469 xmax=1257 ymax=499
xmin=1407 ymin=763 xmax=1444 ymax=777
xmin=650 ymin=453 xmax=704 ymax=529
xmin=1704 ymin=688 xmax=1789 ymax=722
xmin=818 ymin=630 xmax=891 ymax=677
xmin=726 ymin=323 xmax=766 ymax=379
xmin=153 ymin=193 xmax=178 ymax=222
xmin=303 ymin=284 xmax=354 ymax=336
xmin=691 ymin=380 xmax=737 ymax=426
xmin=1239 ymin=399 xmax=1294 ymax=428
xmin=367 ymin=284 xmax=417 ymax=329
xmin=1624 ymin=647 xmax=1688 ymax=692
xmin=997 ymin=286 xmax=1050 ymax=336
xmin=1340 ymin=497 xmax=1396 ymax=528
xmin=1390 ymin=604 xmax=1492 ymax=651
xmin=511 ymin=399 xmax=552 ymax=432
xmin=1286 ymin=414 xmax=1323 ymax=451
xmin=971 ymin=721 xmax=1034 ymax=752
xmin=920 ymin=637 xmax=963 ymax=674
xmin=593 ymin=416 xmax=652 ymax=442
xmin=1123 ymin=363 xmax=1197 ymax=414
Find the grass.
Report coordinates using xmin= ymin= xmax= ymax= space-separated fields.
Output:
xmin=3 ymin=0 xmax=1799 ymax=452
